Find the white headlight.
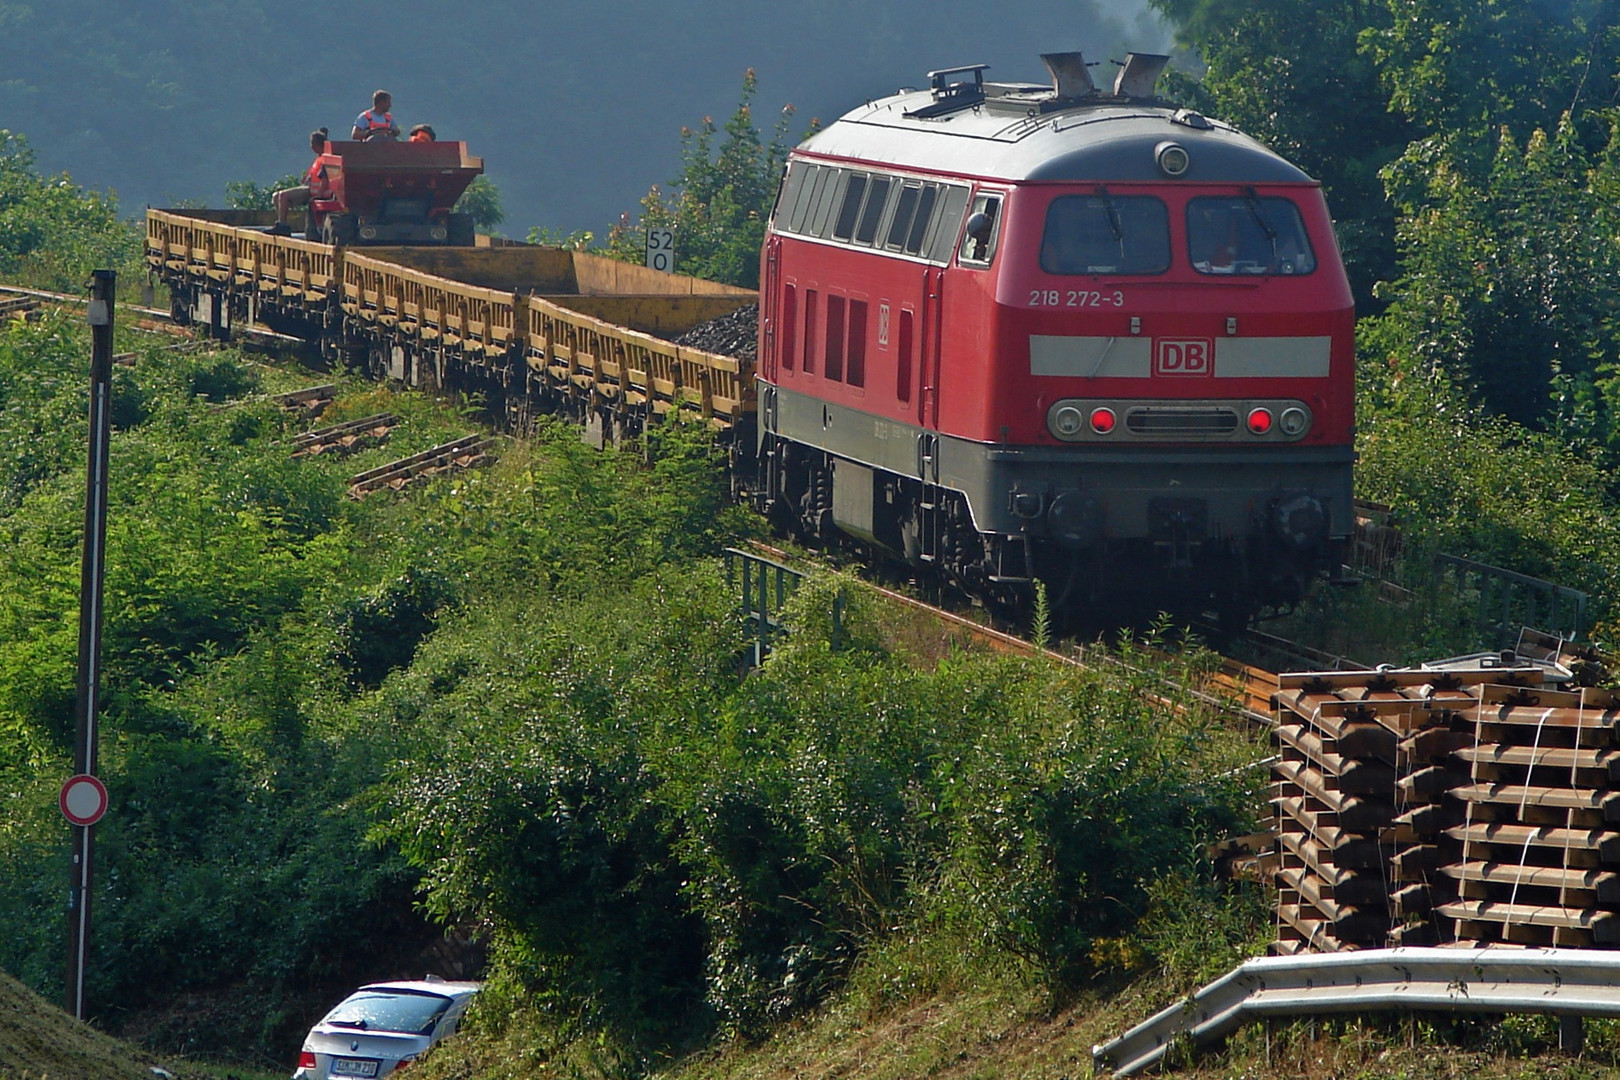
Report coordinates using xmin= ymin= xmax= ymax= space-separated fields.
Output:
xmin=1051 ymin=404 xmax=1084 ymax=438
xmin=1155 ymin=141 xmax=1190 ymax=177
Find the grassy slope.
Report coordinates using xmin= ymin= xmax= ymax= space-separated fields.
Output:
xmin=0 ymin=967 xmax=188 ymax=1080
xmin=413 ymin=956 xmax=1620 ymax=1080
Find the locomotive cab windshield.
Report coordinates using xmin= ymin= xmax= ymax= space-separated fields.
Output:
xmin=1187 ymin=193 xmax=1316 ymax=275
xmin=1040 ymin=192 xmax=1170 ymax=275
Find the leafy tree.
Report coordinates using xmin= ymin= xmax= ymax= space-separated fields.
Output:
xmin=1370 ymin=116 xmax=1620 ymax=442
xmin=0 ymin=129 xmax=139 ymax=293
xmin=603 ymin=70 xmax=798 ymax=287
xmin=224 ymin=173 xmax=300 ymax=210
xmin=1361 ymin=0 xmax=1619 ymax=154
xmin=454 ymin=174 xmax=505 ymax=233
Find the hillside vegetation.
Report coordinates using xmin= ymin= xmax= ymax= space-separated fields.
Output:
xmin=9 ymin=0 xmax=1620 ymax=1076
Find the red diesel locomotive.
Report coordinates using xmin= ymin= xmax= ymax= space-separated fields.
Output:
xmin=755 ymin=52 xmax=1355 ymax=621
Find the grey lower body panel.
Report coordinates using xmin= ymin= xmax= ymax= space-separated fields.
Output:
xmin=761 ymin=382 xmax=1354 ymax=546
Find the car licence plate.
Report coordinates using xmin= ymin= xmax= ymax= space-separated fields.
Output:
xmin=330 ymin=1059 xmax=379 ymax=1078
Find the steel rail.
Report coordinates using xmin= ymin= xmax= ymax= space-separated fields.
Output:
xmin=743 ymin=540 xmax=1279 ymax=727
xmin=1093 ymin=946 xmax=1620 ymax=1076
xmin=0 ymin=282 xmax=306 ymax=348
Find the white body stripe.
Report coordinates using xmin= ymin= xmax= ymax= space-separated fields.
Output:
xmin=1214 ymin=336 xmax=1331 ymax=377
xmin=1030 ymin=335 xmax=1151 ymax=377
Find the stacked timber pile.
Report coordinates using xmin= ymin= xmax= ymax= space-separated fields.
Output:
xmin=1269 ymin=648 xmax=1620 ymax=953
xmin=1436 ymin=682 xmax=1620 ymax=947
xmin=1273 ymin=671 xmax=1449 ymax=952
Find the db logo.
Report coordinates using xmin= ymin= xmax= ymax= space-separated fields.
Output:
xmin=1154 ymin=338 xmax=1213 ymax=377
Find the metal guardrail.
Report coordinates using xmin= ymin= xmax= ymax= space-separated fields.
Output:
xmin=1094 ymin=947 xmax=1620 ymax=1076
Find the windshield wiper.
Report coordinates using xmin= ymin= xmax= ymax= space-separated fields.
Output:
xmin=328 ymin=1019 xmax=370 ymax=1030
xmin=1242 ymin=186 xmax=1277 ymax=240
xmin=1095 ymin=185 xmax=1123 ymax=241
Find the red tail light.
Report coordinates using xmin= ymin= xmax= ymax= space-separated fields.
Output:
xmin=298 ymin=1051 xmax=318 ymax=1069
xmin=1246 ymin=408 xmax=1273 ymax=435
xmin=1090 ymin=407 xmax=1116 ymax=434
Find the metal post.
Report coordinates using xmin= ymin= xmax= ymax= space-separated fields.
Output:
xmin=66 ymin=269 xmax=115 ymax=1021
xmin=1560 ymin=1014 xmax=1584 ymax=1054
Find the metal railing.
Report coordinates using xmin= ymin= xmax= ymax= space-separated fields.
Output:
xmin=723 ymin=548 xmax=805 ymax=667
xmin=1433 ymin=554 xmax=1587 ymax=647
xmin=1094 ymin=947 xmax=1620 ymax=1076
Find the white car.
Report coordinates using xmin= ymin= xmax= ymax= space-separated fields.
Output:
xmin=292 ymin=978 xmax=481 ymax=1078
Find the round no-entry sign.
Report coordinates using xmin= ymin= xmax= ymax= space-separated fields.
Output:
xmin=60 ymin=774 xmax=108 ymax=827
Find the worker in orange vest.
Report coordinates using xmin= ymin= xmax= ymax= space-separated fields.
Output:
xmin=352 ymin=90 xmax=400 ymax=141
xmin=271 ymin=128 xmax=332 ymax=236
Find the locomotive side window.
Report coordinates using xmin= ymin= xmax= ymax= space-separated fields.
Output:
xmin=803 ymin=289 xmax=819 ymax=374
xmin=833 ymin=174 xmax=868 ymax=240
xmin=786 ymin=165 xmax=820 ymax=233
xmin=775 ymin=163 xmax=809 ymax=229
xmin=886 ymin=184 xmax=922 ymax=250
xmin=846 ymin=300 xmax=868 ymax=387
xmin=781 ymin=284 xmax=797 ymax=371
xmin=1186 ymin=194 xmax=1317 ymax=276
xmin=896 ymin=308 xmax=915 ymax=404
xmin=855 ymin=177 xmax=892 ymax=245
xmin=958 ymin=193 xmax=1002 ymax=266
xmin=904 ymin=185 xmax=939 ymax=255
xmin=807 ymin=168 xmax=840 ymax=237
xmin=1040 ymin=193 xmax=1170 ymax=275
xmin=825 ymin=295 xmax=847 ymax=381
xmin=928 ymin=186 xmax=971 ymax=262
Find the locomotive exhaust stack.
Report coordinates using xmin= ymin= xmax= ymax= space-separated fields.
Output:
xmin=1041 ymin=52 xmax=1097 ymax=99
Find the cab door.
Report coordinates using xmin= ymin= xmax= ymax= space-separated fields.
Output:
xmin=761 ymin=235 xmax=782 ymax=382
xmin=920 ymin=264 xmax=944 ymax=430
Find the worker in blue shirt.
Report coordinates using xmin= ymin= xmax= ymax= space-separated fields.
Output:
xmin=353 ymin=90 xmax=400 ymax=141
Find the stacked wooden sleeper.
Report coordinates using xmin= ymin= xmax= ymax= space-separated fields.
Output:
xmin=1436 ymin=683 xmax=1620 ymax=947
xmin=1272 ymin=674 xmax=1423 ymax=952
xmin=1270 ymin=649 xmax=1620 ymax=952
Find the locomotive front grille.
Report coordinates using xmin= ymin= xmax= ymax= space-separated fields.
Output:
xmin=1124 ymin=406 xmax=1239 ymax=436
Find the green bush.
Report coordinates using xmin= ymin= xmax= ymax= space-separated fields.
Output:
xmin=378 ymin=566 xmax=1263 ymax=1056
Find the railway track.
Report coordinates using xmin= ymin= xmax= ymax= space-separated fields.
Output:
xmin=346 ymin=434 xmax=499 ymax=499
xmin=744 ymin=540 xmax=1282 ymax=727
xmin=291 ymin=413 xmax=399 ymax=458
xmin=0 ymin=282 xmax=307 ymax=351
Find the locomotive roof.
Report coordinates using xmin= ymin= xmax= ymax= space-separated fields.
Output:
xmin=799 ymin=83 xmax=1314 ymax=186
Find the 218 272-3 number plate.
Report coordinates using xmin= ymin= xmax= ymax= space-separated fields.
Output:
xmin=1027 ymin=289 xmax=1125 ymax=308
xmin=330 ymin=1059 xmax=380 ymax=1077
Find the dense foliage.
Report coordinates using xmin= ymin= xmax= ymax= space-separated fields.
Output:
xmin=0 ymin=130 xmax=139 ymax=293
xmin=0 ymin=314 xmax=1258 ymax=1070
xmin=0 ymin=313 xmax=752 ymax=1059
xmin=375 ymin=580 xmax=1257 ymax=1054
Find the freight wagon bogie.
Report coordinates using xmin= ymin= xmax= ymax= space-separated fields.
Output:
xmin=758 ymin=51 xmax=1357 ymax=626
